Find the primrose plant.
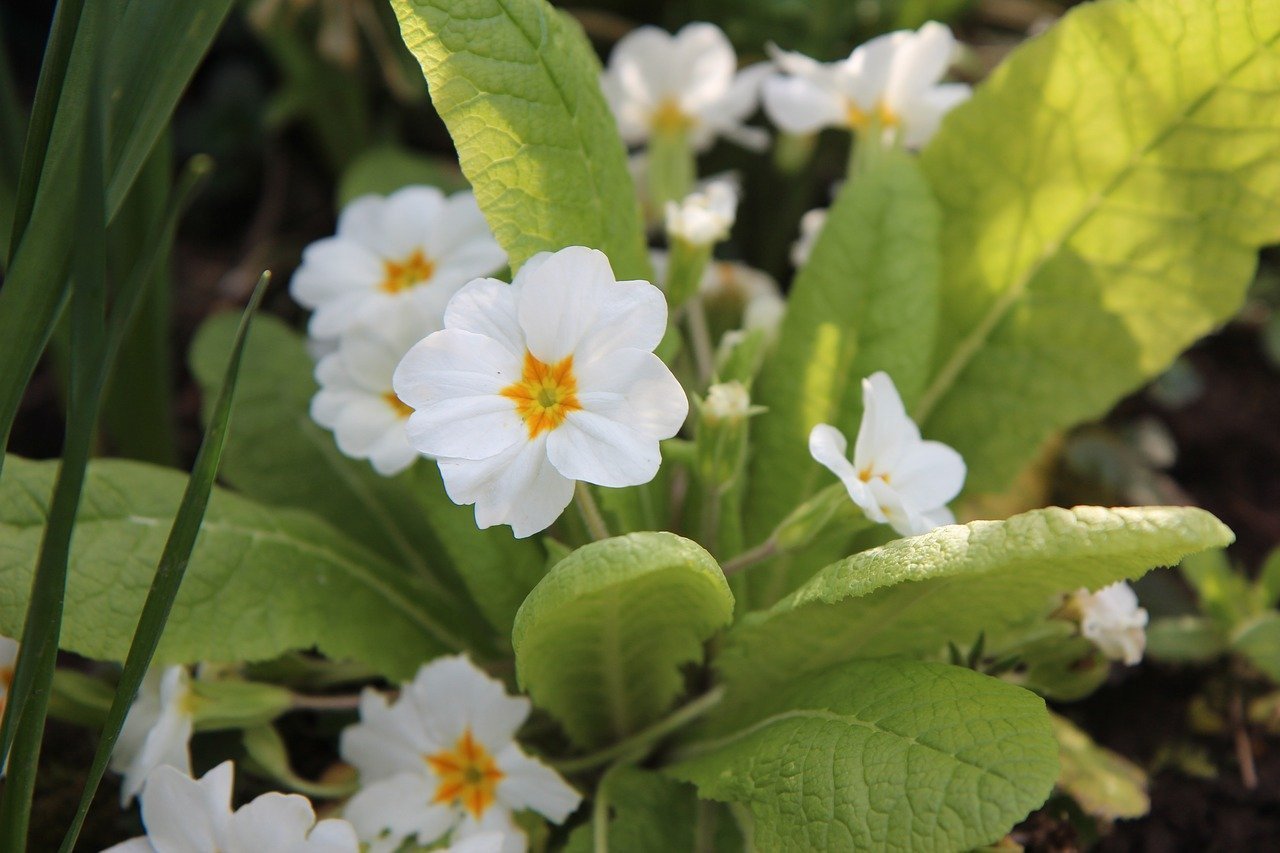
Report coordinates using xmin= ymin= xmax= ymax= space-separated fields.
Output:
xmin=5 ymin=0 xmax=1280 ymax=851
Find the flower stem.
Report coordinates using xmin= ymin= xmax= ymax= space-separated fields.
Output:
xmin=289 ymin=692 xmax=364 ymax=712
xmin=720 ymin=538 xmax=780 ymax=576
xmin=685 ymin=297 xmax=716 ymax=387
xmin=575 ymin=482 xmax=611 ymax=541
xmin=552 ymin=685 xmax=727 ymax=775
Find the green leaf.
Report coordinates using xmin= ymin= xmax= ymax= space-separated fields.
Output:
xmin=745 ymin=148 xmax=939 ymax=537
xmin=562 ymin=766 xmax=703 ymax=853
xmin=390 ymin=0 xmax=651 ymax=279
xmin=915 ymin=0 xmax=1280 ymax=493
xmin=337 ymin=144 xmax=469 ymax=206
xmin=241 ymin=725 xmax=358 ymax=799
xmin=512 ymin=532 xmax=733 ymax=747
xmin=1232 ymin=612 xmax=1280 ymax=682
xmin=1181 ymin=549 xmax=1253 ymax=631
xmin=715 ymin=506 xmax=1232 ymax=726
xmin=670 ymin=660 xmax=1057 ymax=852
xmin=1257 ymin=547 xmax=1280 ymax=609
xmin=0 ymin=456 xmax=460 ymax=679
xmin=1145 ymin=615 xmax=1228 ymax=664
xmin=1051 ymin=712 xmax=1149 ymax=822
xmin=188 ymin=313 xmax=543 ymax=637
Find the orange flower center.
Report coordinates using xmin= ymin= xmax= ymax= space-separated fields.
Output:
xmin=383 ymin=391 xmax=413 ymax=419
xmin=380 ymin=248 xmax=436 ymax=293
xmin=0 ymin=665 xmax=13 ymax=717
xmin=845 ymin=100 xmax=900 ymax=131
xmin=425 ymin=728 xmax=505 ymax=819
xmin=500 ymin=351 xmax=582 ymax=438
xmin=651 ymin=97 xmax=694 ymax=134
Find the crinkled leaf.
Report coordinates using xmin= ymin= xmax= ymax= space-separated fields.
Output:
xmin=189 ymin=313 xmax=542 ymax=638
xmin=745 ymin=148 xmax=939 ymax=538
xmin=716 ymin=506 xmax=1232 ymax=726
xmin=916 ymin=0 xmax=1280 ymax=493
xmin=0 ymin=456 xmax=456 ymax=678
xmin=670 ymin=659 xmax=1056 ymax=852
xmin=512 ymin=532 xmax=733 ymax=747
xmin=390 ymin=0 xmax=651 ymax=279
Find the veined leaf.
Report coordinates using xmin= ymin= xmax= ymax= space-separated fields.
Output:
xmin=1051 ymin=712 xmax=1149 ymax=822
xmin=671 ymin=660 xmax=1057 ymax=852
xmin=390 ymin=0 xmax=651 ymax=279
xmin=715 ymin=506 xmax=1232 ymax=726
xmin=512 ymin=532 xmax=733 ymax=747
xmin=745 ymin=148 xmax=940 ymax=536
xmin=0 ymin=456 xmax=459 ymax=678
xmin=189 ymin=313 xmax=542 ymax=638
xmin=915 ymin=0 xmax=1280 ymax=493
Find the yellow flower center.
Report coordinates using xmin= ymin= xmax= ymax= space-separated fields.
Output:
xmin=845 ymin=100 xmax=900 ymax=131
xmin=383 ymin=391 xmax=413 ymax=419
xmin=380 ymin=248 xmax=436 ymax=294
xmin=500 ymin=351 xmax=582 ymax=438
xmin=651 ymin=97 xmax=694 ymax=134
xmin=858 ymin=468 xmax=889 ymax=484
xmin=425 ymin=728 xmax=505 ymax=819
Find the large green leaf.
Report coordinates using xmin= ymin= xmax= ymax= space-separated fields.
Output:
xmin=512 ymin=533 xmax=733 ymax=747
xmin=390 ymin=0 xmax=650 ymax=279
xmin=745 ymin=137 xmax=939 ymax=538
xmin=670 ymin=659 xmax=1057 ymax=851
xmin=189 ymin=313 xmax=543 ymax=637
xmin=915 ymin=0 xmax=1280 ymax=493
xmin=0 ymin=457 xmax=457 ymax=678
xmin=562 ymin=766 xmax=710 ymax=853
xmin=715 ymin=506 xmax=1232 ymax=726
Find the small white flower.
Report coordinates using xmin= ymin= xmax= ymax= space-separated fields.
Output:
xmin=1074 ymin=582 xmax=1149 ymax=666
xmin=703 ymin=382 xmax=752 ymax=424
xmin=393 ymin=247 xmax=688 ymax=538
xmin=810 ymin=371 xmax=965 ymax=536
xmin=112 ymin=665 xmax=195 ymax=806
xmin=790 ymin=207 xmax=828 ymax=267
xmin=664 ymin=180 xmax=738 ymax=246
xmin=103 ymin=762 xmax=358 ymax=853
xmin=291 ymin=187 xmax=506 ymax=340
xmin=311 ymin=303 xmax=439 ymax=476
xmin=340 ymin=655 xmax=580 ymax=853
xmin=601 ymin=23 xmax=770 ymax=152
xmin=762 ymin=22 xmax=970 ymax=148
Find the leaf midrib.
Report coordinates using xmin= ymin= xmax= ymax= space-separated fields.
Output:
xmin=913 ymin=26 xmax=1280 ymax=423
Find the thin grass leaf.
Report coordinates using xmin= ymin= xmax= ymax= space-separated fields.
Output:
xmin=0 ymin=18 xmax=28 ymax=267
xmin=0 ymin=13 xmax=106 ymax=839
xmin=58 ymin=274 xmax=270 ymax=853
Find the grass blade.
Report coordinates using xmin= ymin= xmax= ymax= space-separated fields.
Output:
xmin=58 ymin=273 xmax=270 ymax=852
xmin=0 ymin=9 xmax=106 ymax=839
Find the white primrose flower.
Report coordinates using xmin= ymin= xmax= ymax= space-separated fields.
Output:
xmin=665 ymin=180 xmax=738 ymax=246
xmin=311 ymin=302 xmax=440 ymax=477
xmin=339 ymin=655 xmax=581 ymax=853
xmin=103 ymin=762 xmax=358 ymax=853
xmin=393 ymin=246 xmax=688 ymax=538
xmin=112 ymin=665 xmax=195 ymax=806
xmin=790 ymin=207 xmax=828 ymax=267
xmin=810 ymin=371 xmax=965 ymax=536
xmin=601 ymin=22 xmax=770 ymax=152
xmin=291 ymin=187 xmax=506 ymax=340
xmin=762 ymin=22 xmax=971 ymax=148
xmin=1073 ymin=581 xmax=1149 ymax=666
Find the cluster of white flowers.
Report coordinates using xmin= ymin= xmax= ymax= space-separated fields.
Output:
xmin=1071 ymin=581 xmax=1150 ymax=665
xmin=291 ymin=186 xmax=507 ymax=477
xmin=665 ymin=179 xmax=739 ymax=247
xmin=340 ymin=655 xmax=580 ymax=853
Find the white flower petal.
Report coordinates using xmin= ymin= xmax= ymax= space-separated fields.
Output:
xmin=304 ymin=819 xmax=362 ymax=853
xmin=573 ymin=348 xmax=688 ymax=441
xmin=548 ymin=410 xmax=662 ymax=488
xmin=808 ymin=423 xmax=861 ymax=495
xmin=442 ymin=278 xmax=525 ymax=359
xmin=226 ymin=792 xmax=318 ymax=851
xmin=898 ymin=82 xmax=970 ymax=148
xmin=670 ymin=23 xmax=737 ymax=111
xmin=887 ymin=440 xmax=966 ymax=512
xmin=762 ymin=74 xmax=845 ymax=134
xmin=494 ymin=745 xmax=581 ymax=823
xmin=138 ymin=763 xmax=231 ymax=853
xmin=343 ymin=773 xmax=456 ymax=849
xmin=516 ymin=247 xmax=618 ymax=363
xmin=113 ymin=666 xmax=193 ymax=806
xmin=884 ymin=21 xmax=957 ymax=106
xmin=448 ymin=832 xmax=508 ymax=853
xmin=438 ymin=437 xmax=575 ymax=538
xmin=291 ymin=239 xmax=384 ymax=312
xmin=403 ymin=656 xmax=531 ymax=750
xmin=370 ymin=185 xmax=447 ymax=260
xmin=454 ymin=807 xmax=524 ymax=853
xmin=842 ymin=30 xmax=908 ymax=109
xmin=853 ymin=371 xmax=919 ymax=475
xmin=340 ymin=689 xmax=434 ymax=782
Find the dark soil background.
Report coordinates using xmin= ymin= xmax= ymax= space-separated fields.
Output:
xmin=3 ymin=0 xmax=1278 ymax=849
